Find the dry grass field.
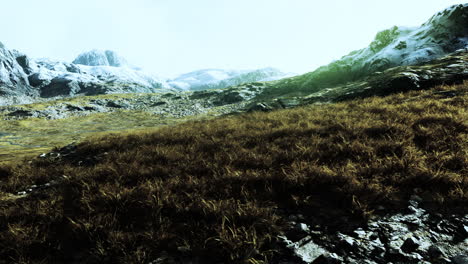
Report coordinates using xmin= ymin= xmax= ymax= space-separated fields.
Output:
xmin=0 ymin=81 xmax=466 ymax=263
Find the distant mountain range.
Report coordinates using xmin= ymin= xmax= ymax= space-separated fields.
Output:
xmin=169 ymin=68 xmax=294 ymax=91
xmin=0 ymin=47 xmax=293 ymax=104
xmin=0 ymin=4 xmax=467 ymax=106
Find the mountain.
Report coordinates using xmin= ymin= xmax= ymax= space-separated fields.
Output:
xmin=29 ymin=56 xmax=172 ymax=98
xmin=1 ymin=4 xmax=467 ymax=106
xmin=0 ymin=42 xmax=36 ymax=97
xmin=0 ymin=48 xmax=174 ymax=102
xmin=169 ymin=67 xmax=294 ymax=91
xmin=72 ymin=50 xmax=129 ymax=67
xmin=1 ymin=44 xmax=292 ymax=104
xmin=258 ymin=3 xmax=468 ymax=98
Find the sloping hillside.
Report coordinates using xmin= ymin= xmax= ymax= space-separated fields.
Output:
xmin=0 ymin=80 xmax=466 ymax=263
xmin=257 ymin=3 xmax=468 ymax=99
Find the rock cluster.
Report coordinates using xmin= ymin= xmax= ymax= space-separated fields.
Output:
xmin=280 ymin=196 xmax=467 ymax=263
xmin=299 ymin=49 xmax=468 ymax=105
xmin=0 ymin=86 xmax=255 ymax=120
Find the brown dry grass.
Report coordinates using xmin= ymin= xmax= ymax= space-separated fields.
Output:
xmin=0 ymin=82 xmax=467 ymax=263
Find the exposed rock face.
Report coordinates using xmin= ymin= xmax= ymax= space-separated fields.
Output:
xmin=28 ymin=58 xmax=173 ymax=98
xmin=280 ymin=196 xmax=468 ymax=263
xmin=72 ymin=50 xmax=128 ymax=67
xmin=39 ymin=77 xmax=81 ymax=98
xmin=246 ymin=48 xmax=468 ymax=110
xmin=303 ymin=48 xmax=468 ymax=104
xmin=0 ymin=42 xmax=36 ymax=97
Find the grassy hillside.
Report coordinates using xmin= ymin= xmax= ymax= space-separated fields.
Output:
xmin=0 ymin=81 xmax=467 ymax=263
xmin=0 ymin=110 xmax=192 ymax=163
xmin=0 ymin=92 xmax=241 ymax=163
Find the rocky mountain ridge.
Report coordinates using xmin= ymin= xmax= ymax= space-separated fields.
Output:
xmin=257 ymin=3 xmax=468 ymax=99
xmin=0 ymin=46 xmax=293 ymax=105
xmin=72 ymin=49 xmax=129 ymax=67
xmin=0 ymin=42 xmax=36 ymax=97
xmin=168 ymin=67 xmax=293 ymax=91
xmin=1 ymin=4 xmax=467 ymax=107
xmin=2 ymin=49 xmax=466 ymax=121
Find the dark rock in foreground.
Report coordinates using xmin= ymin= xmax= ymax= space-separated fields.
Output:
xmin=278 ymin=195 xmax=467 ymax=263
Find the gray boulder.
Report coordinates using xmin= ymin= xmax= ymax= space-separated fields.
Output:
xmin=40 ymin=77 xmax=81 ymax=97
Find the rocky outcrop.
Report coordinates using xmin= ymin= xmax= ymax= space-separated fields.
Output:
xmin=0 ymin=42 xmax=36 ymax=97
xmin=303 ymin=48 xmax=468 ymax=104
xmin=280 ymin=196 xmax=467 ymax=263
xmin=72 ymin=50 xmax=128 ymax=67
xmin=0 ymin=48 xmax=174 ymax=103
xmin=30 ymin=57 xmax=173 ymax=98
xmin=243 ymin=49 xmax=468 ymax=110
xmin=262 ymin=3 xmax=468 ymax=98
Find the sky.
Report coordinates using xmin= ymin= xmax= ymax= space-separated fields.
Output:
xmin=0 ymin=0 xmax=466 ymax=77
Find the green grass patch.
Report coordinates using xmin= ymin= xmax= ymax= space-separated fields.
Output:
xmin=0 ymin=110 xmax=200 ymax=164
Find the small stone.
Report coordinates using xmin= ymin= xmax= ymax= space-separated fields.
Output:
xmin=368 ymin=222 xmax=380 ymax=230
xmin=296 ymin=223 xmax=310 ymax=233
xmin=409 ymin=200 xmax=419 ymax=207
xmin=338 ymin=233 xmax=357 ymax=248
xmin=428 ymin=245 xmax=446 ymax=258
xmin=407 ymin=205 xmax=419 ymax=214
xmin=292 ymin=237 xmax=328 ymax=263
xmin=311 ymin=253 xmax=342 ymax=264
xmin=177 ymin=246 xmax=190 ymax=253
xmin=406 ymin=252 xmax=424 ymax=262
xmin=401 ymin=237 xmax=420 ymax=253
xmin=353 ymin=228 xmax=368 ymax=239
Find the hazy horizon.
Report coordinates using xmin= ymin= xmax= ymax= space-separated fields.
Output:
xmin=1 ymin=0 xmax=466 ymax=78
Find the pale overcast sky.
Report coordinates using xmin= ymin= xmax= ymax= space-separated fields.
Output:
xmin=0 ymin=0 xmax=465 ymax=77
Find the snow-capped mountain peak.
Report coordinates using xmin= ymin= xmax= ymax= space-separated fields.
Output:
xmin=72 ymin=50 xmax=129 ymax=67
